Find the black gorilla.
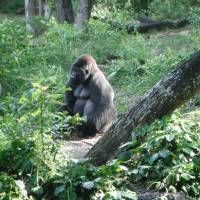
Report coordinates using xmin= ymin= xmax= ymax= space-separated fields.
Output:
xmin=59 ymin=54 xmax=116 ymax=136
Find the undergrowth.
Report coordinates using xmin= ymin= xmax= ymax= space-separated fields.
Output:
xmin=0 ymin=4 xmax=200 ymax=199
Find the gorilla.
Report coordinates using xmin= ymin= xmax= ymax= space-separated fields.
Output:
xmin=59 ymin=54 xmax=116 ymax=137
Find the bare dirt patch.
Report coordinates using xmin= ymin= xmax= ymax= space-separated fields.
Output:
xmin=58 ymin=134 xmax=102 ymax=160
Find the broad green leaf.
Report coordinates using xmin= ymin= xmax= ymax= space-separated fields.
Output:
xmin=54 ymin=185 xmax=65 ymax=196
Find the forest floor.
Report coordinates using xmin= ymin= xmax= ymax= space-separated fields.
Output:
xmin=59 ymin=134 xmax=102 ymax=160
xmin=60 ymin=133 xmax=187 ymax=200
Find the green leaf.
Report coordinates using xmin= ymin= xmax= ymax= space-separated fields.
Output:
xmin=54 ymin=185 xmax=65 ymax=196
xmin=118 ymin=165 xmax=128 ymax=171
xmin=165 ymin=134 xmax=174 ymax=142
xmin=15 ymin=180 xmax=27 ymax=193
xmin=168 ymin=185 xmax=177 ymax=193
xmin=129 ymin=169 xmax=138 ymax=175
xmin=31 ymin=186 xmax=43 ymax=195
xmin=82 ymin=181 xmax=95 ymax=190
xmin=159 ymin=150 xmax=169 ymax=158
xmin=149 ymin=153 xmax=159 ymax=165
xmin=117 ymin=151 xmax=132 ymax=161
xmin=182 ymin=147 xmax=195 ymax=157
xmin=165 ymin=173 xmax=176 ymax=185
xmin=121 ymin=190 xmax=137 ymax=199
xmin=183 ymin=134 xmax=193 ymax=142
xmin=180 ymin=173 xmax=195 ymax=181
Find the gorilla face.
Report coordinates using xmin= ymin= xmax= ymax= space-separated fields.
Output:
xmin=69 ymin=64 xmax=91 ymax=86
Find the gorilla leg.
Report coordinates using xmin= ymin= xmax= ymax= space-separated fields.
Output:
xmin=75 ymin=100 xmax=97 ymax=136
xmin=83 ymin=102 xmax=116 ymax=136
xmin=77 ymin=122 xmax=97 ymax=137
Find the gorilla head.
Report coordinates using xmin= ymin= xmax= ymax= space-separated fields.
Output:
xmin=69 ymin=55 xmax=95 ymax=86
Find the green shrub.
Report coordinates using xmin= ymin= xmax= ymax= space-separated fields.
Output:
xmin=0 ymin=77 xmax=85 ymax=198
xmin=0 ymin=19 xmax=26 ymax=92
xmin=46 ymin=159 xmax=134 ymax=200
xmin=119 ymin=110 xmax=200 ymax=197
xmin=149 ymin=0 xmax=190 ymax=19
xmin=189 ymin=6 xmax=200 ymax=26
xmin=0 ymin=173 xmax=28 ymax=200
xmin=0 ymin=0 xmax=24 ymax=13
xmin=85 ymin=20 xmax=124 ymax=63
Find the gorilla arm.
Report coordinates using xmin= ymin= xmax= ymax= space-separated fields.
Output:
xmin=58 ymin=84 xmax=76 ymax=114
xmin=83 ymin=73 xmax=115 ymax=133
xmin=73 ymin=84 xmax=90 ymax=116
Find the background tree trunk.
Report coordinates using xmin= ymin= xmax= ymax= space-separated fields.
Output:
xmin=43 ymin=1 xmax=51 ymax=19
xmin=65 ymin=0 xmax=74 ymax=23
xmin=0 ymin=83 xmax=2 ymax=96
xmin=38 ymin=0 xmax=43 ymax=16
xmin=127 ymin=18 xmax=189 ymax=33
xmin=38 ymin=0 xmax=50 ymax=19
xmin=55 ymin=0 xmax=66 ymax=23
xmin=86 ymin=51 xmax=200 ymax=166
xmin=74 ymin=0 xmax=92 ymax=30
xmin=25 ymin=0 xmax=37 ymax=33
xmin=107 ymin=18 xmax=189 ymax=34
xmin=55 ymin=0 xmax=74 ymax=24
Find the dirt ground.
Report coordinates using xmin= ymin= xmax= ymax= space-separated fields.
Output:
xmin=58 ymin=134 xmax=102 ymax=160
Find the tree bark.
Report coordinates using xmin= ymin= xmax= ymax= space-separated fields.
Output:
xmin=127 ymin=18 xmax=189 ymax=33
xmin=25 ymin=0 xmax=37 ymax=33
xmin=38 ymin=0 xmax=50 ymax=19
xmin=0 ymin=83 xmax=2 ymax=96
xmin=74 ymin=0 xmax=92 ymax=30
xmin=107 ymin=18 xmax=189 ymax=33
xmin=55 ymin=0 xmax=74 ymax=24
xmin=86 ymin=51 xmax=200 ymax=166
xmin=43 ymin=1 xmax=51 ymax=19
xmin=38 ymin=0 xmax=43 ymax=16
xmin=55 ymin=0 xmax=64 ymax=23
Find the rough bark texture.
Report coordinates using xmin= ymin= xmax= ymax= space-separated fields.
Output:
xmin=38 ymin=0 xmax=43 ymax=16
xmin=43 ymin=2 xmax=51 ymax=19
xmin=86 ymin=51 xmax=200 ymax=166
xmin=65 ymin=0 xmax=74 ymax=23
xmin=74 ymin=0 xmax=92 ymax=30
xmin=25 ymin=0 xmax=36 ymax=18
xmin=55 ymin=0 xmax=74 ymax=24
xmin=25 ymin=0 xmax=37 ymax=33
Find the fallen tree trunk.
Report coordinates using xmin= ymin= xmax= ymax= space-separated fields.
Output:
xmin=107 ymin=18 xmax=189 ymax=33
xmin=128 ymin=18 xmax=189 ymax=33
xmin=86 ymin=51 xmax=200 ymax=166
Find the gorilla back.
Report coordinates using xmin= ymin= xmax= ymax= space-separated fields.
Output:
xmin=60 ymin=54 xmax=116 ymax=137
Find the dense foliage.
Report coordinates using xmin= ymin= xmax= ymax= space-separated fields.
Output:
xmin=0 ymin=0 xmax=24 ymax=13
xmin=0 ymin=1 xmax=200 ymax=199
xmin=120 ymin=110 xmax=200 ymax=197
